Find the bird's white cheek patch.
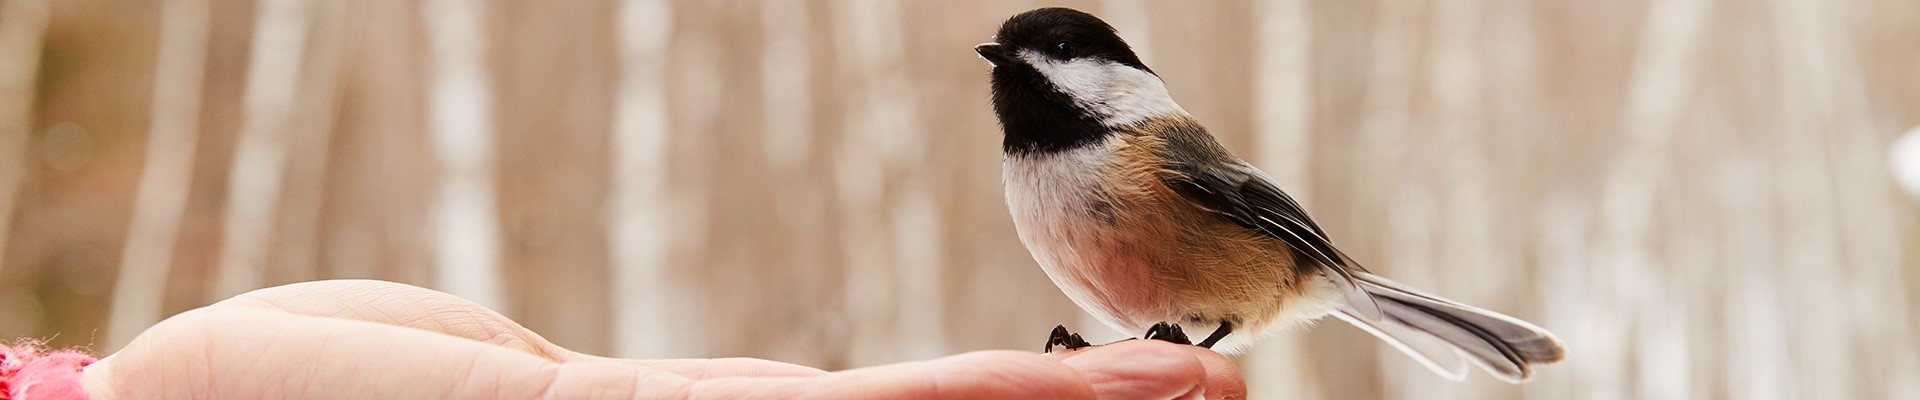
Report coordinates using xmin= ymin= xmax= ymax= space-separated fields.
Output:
xmin=1017 ymin=50 xmax=1186 ymax=127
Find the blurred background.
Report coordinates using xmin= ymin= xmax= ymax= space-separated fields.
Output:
xmin=2 ymin=0 xmax=1918 ymax=398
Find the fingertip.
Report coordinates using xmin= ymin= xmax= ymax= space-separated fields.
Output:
xmin=799 ymin=350 xmax=1096 ymax=400
xmin=1059 ymin=341 xmax=1210 ymax=399
xmin=1178 ymin=345 xmax=1248 ymax=400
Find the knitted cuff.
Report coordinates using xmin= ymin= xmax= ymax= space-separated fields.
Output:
xmin=0 ymin=342 xmax=94 ymax=400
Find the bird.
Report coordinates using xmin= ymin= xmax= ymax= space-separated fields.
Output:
xmin=975 ymin=7 xmax=1565 ymax=383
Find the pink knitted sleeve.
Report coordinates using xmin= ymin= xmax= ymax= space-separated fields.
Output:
xmin=0 ymin=343 xmax=94 ymax=400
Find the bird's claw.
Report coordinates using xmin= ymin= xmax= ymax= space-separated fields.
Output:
xmin=1143 ymin=321 xmax=1192 ymax=345
xmin=1044 ymin=325 xmax=1093 ymax=353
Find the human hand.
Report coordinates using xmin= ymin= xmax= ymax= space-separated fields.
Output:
xmin=81 ymin=279 xmax=1246 ymax=399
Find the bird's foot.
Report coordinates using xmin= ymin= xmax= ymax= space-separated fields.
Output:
xmin=1044 ymin=325 xmax=1093 ymax=353
xmin=1196 ymin=320 xmax=1233 ymax=349
xmin=1143 ymin=321 xmax=1192 ymax=345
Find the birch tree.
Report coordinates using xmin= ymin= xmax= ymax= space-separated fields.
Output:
xmin=211 ymin=0 xmax=313 ymax=299
xmin=0 ymin=0 xmax=50 ymax=274
xmin=421 ymin=0 xmax=505 ymax=311
xmin=610 ymin=0 xmax=695 ymax=358
xmin=108 ymin=0 xmax=213 ymax=350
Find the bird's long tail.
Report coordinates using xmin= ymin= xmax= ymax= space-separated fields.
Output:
xmin=1331 ymin=271 xmax=1566 ymax=383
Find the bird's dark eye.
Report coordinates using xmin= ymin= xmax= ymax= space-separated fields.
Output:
xmin=1054 ymin=41 xmax=1074 ymax=56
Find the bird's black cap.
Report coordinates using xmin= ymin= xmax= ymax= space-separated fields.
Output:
xmin=981 ymin=7 xmax=1151 ymax=73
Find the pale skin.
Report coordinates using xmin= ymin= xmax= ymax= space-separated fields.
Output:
xmin=81 ymin=279 xmax=1247 ymax=399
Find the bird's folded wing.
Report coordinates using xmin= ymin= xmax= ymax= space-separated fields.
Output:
xmin=1161 ymin=161 xmax=1383 ymax=320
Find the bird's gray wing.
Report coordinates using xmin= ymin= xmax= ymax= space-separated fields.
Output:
xmin=1162 ymin=160 xmax=1384 ymax=319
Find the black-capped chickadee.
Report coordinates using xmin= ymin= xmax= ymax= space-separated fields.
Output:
xmin=976 ymin=7 xmax=1565 ymax=383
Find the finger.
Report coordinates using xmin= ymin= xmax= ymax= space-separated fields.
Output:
xmin=213 ymin=279 xmax=571 ymax=361
xmin=1177 ymin=345 xmax=1248 ymax=400
xmin=83 ymin=306 xmax=794 ymax=399
xmin=1056 ymin=340 xmax=1213 ymax=400
xmin=566 ymin=355 xmax=829 ymax=379
xmin=1048 ymin=340 xmax=1248 ymax=399
xmin=209 ymin=280 xmax=825 ymax=382
xmin=686 ymin=350 xmax=1097 ymax=400
xmin=217 ymin=280 xmax=833 ymax=382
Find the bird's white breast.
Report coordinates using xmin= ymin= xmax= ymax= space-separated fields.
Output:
xmin=1002 ymin=140 xmax=1159 ymax=333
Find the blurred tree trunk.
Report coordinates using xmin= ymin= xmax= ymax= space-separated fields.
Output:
xmin=420 ymin=0 xmax=505 ymax=312
xmin=107 ymin=0 xmax=213 ymax=349
xmin=210 ymin=0 xmax=311 ymax=299
xmin=0 ymin=0 xmax=50 ymax=275
xmin=609 ymin=0 xmax=697 ymax=358
xmin=487 ymin=0 xmax=617 ymax=355
xmin=263 ymin=0 xmax=346 ymax=287
xmin=1242 ymin=0 xmax=1329 ymax=398
xmin=322 ymin=0 xmax=433 ymax=286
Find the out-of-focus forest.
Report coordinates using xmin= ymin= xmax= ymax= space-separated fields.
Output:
xmin=2 ymin=0 xmax=1918 ymax=398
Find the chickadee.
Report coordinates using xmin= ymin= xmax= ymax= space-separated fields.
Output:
xmin=976 ymin=7 xmax=1565 ymax=382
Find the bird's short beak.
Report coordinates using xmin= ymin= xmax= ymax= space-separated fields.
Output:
xmin=974 ymin=43 xmax=1015 ymax=67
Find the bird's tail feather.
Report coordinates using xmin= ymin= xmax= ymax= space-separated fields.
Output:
xmin=1334 ymin=271 xmax=1566 ymax=383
